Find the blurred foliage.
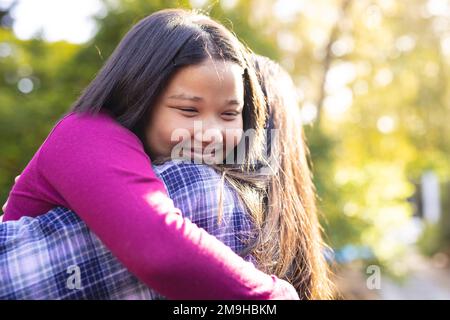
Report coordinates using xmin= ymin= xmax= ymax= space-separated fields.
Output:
xmin=1 ymin=0 xmax=450 ymax=275
xmin=417 ymin=222 xmax=445 ymax=256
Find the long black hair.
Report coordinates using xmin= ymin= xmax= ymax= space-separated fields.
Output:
xmin=71 ymin=8 xmax=266 ymax=165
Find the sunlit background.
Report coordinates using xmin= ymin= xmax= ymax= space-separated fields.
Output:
xmin=1 ymin=0 xmax=449 ymax=299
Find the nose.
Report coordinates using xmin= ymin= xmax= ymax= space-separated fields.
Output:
xmin=193 ymin=120 xmax=224 ymax=147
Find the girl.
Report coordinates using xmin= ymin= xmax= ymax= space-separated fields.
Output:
xmin=1 ymin=55 xmax=333 ymax=299
xmin=2 ymin=9 xmax=298 ymax=299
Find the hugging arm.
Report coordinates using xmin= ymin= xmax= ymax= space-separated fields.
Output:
xmin=3 ymin=114 xmax=297 ymax=299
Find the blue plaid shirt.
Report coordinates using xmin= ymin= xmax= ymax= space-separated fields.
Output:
xmin=0 ymin=161 xmax=256 ymax=299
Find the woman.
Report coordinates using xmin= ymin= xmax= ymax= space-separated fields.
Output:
xmin=1 ymin=55 xmax=333 ymax=299
xmin=1 ymin=9 xmax=297 ymax=299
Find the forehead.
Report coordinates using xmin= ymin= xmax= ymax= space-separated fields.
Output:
xmin=164 ymin=59 xmax=245 ymax=96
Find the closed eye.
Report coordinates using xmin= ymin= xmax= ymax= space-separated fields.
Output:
xmin=169 ymin=106 xmax=199 ymax=115
xmin=221 ymin=111 xmax=241 ymax=120
xmin=223 ymin=112 xmax=238 ymax=116
xmin=179 ymin=107 xmax=198 ymax=113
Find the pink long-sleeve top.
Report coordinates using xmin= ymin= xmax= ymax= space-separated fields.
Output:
xmin=3 ymin=111 xmax=299 ymax=300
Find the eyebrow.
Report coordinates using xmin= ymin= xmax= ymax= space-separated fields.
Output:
xmin=227 ymin=99 xmax=242 ymax=106
xmin=168 ymin=93 xmax=203 ymax=102
xmin=168 ymin=93 xmax=243 ymax=105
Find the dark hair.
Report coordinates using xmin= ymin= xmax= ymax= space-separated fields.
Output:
xmin=71 ymin=9 xmax=266 ymax=164
xmin=247 ymin=55 xmax=334 ymax=299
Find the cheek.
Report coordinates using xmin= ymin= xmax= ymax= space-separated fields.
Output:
xmin=155 ymin=116 xmax=197 ymax=151
xmin=145 ymin=111 xmax=181 ymax=155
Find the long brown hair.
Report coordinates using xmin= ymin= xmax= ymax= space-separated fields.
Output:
xmin=255 ymin=56 xmax=333 ymax=299
xmin=218 ymin=56 xmax=334 ymax=299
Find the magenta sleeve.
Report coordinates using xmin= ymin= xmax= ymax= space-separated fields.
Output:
xmin=8 ymin=112 xmax=299 ymax=300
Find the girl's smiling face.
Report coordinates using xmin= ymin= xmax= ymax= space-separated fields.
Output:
xmin=145 ymin=59 xmax=245 ymax=163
